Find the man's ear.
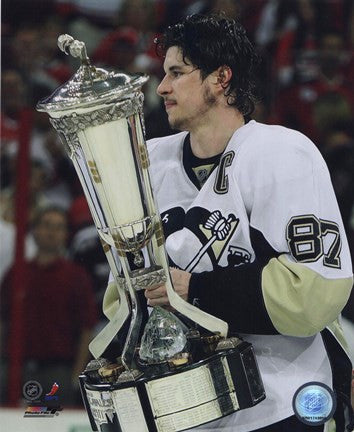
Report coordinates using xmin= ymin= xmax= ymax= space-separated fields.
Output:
xmin=210 ymin=66 xmax=232 ymax=89
xmin=217 ymin=66 xmax=232 ymax=88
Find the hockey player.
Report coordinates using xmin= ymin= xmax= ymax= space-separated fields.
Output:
xmin=143 ymin=13 xmax=353 ymax=432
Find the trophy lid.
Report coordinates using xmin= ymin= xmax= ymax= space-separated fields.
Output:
xmin=37 ymin=34 xmax=149 ymax=114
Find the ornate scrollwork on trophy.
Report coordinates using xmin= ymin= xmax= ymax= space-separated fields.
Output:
xmin=49 ymin=96 xmax=144 ymax=160
xmin=124 ymin=268 xmax=167 ymax=291
xmin=50 ymin=97 xmax=143 ymax=135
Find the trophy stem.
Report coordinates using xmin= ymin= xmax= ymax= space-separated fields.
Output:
xmin=120 ymin=255 xmax=142 ymax=372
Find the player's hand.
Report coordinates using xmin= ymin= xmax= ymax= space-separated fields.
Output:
xmin=145 ymin=268 xmax=191 ymax=307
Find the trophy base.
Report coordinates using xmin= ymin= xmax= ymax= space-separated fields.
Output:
xmin=79 ymin=341 xmax=265 ymax=432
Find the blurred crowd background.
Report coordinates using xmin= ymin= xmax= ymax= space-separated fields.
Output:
xmin=1 ymin=0 xmax=353 ymax=407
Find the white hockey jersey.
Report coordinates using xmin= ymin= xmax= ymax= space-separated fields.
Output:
xmin=147 ymin=120 xmax=353 ymax=431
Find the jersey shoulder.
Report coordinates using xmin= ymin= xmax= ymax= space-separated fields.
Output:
xmin=147 ymin=131 xmax=187 ymax=163
xmin=233 ymin=121 xmax=321 ymax=159
xmin=146 ymin=132 xmax=187 ymax=189
xmin=230 ymin=121 xmax=327 ymax=182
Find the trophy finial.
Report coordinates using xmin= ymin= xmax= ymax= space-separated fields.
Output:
xmin=57 ymin=34 xmax=90 ymax=65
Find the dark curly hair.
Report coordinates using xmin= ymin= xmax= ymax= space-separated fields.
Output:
xmin=155 ymin=14 xmax=259 ymax=117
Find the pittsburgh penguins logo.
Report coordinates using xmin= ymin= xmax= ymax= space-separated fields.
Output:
xmin=161 ymin=206 xmax=250 ymax=271
xmin=183 ymin=208 xmax=239 ymax=271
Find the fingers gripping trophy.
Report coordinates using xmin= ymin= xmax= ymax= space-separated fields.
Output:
xmin=37 ymin=35 xmax=265 ymax=432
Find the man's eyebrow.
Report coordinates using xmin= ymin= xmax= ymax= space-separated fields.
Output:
xmin=167 ymin=65 xmax=185 ymax=72
xmin=165 ymin=63 xmax=196 ymax=73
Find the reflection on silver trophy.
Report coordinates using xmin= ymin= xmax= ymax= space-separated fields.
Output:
xmin=37 ymin=35 xmax=265 ymax=432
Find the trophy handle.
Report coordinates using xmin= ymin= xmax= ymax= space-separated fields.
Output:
xmin=89 ymin=244 xmax=131 ymax=360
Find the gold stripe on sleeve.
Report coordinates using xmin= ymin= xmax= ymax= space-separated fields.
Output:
xmin=262 ymin=255 xmax=353 ymax=336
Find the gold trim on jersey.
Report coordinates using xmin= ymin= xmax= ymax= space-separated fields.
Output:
xmin=262 ymin=254 xmax=353 ymax=337
xmin=192 ymin=163 xmax=215 ymax=187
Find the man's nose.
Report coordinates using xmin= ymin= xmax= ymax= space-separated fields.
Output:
xmin=156 ymin=75 xmax=170 ymax=96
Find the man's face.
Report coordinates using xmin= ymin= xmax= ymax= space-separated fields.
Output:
xmin=33 ymin=211 xmax=68 ymax=255
xmin=157 ymin=46 xmax=217 ymax=131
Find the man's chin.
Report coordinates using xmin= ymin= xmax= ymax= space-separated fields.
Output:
xmin=168 ymin=117 xmax=187 ymax=132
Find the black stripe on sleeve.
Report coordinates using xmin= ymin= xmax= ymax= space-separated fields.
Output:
xmin=188 ymin=261 xmax=278 ymax=335
xmin=187 ymin=226 xmax=284 ymax=335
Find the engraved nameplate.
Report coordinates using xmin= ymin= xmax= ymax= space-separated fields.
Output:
xmin=145 ymin=364 xmax=218 ymax=416
xmin=155 ymin=393 xmax=239 ymax=432
xmin=112 ymin=387 xmax=149 ymax=432
xmin=85 ymin=389 xmax=114 ymax=426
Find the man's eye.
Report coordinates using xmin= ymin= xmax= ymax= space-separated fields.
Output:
xmin=172 ymin=71 xmax=183 ymax=78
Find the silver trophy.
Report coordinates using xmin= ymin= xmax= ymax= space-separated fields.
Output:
xmin=37 ymin=35 xmax=265 ymax=432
